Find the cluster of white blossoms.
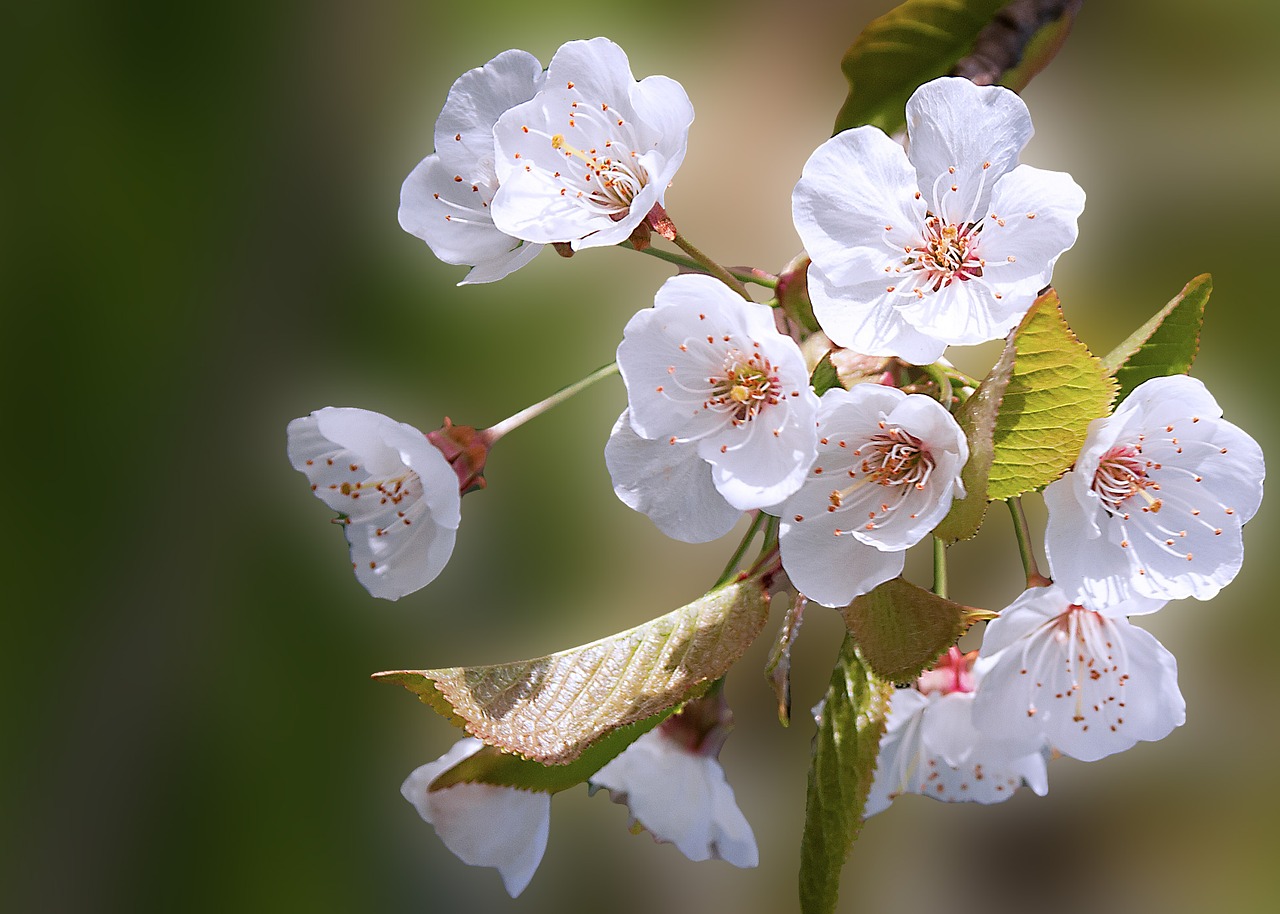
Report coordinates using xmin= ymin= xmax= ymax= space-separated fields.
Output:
xmin=286 ymin=33 xmax=1265 ymax=898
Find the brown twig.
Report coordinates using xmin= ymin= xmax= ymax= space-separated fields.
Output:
xmin=950 ymin=0 xmax=1084 ymax=86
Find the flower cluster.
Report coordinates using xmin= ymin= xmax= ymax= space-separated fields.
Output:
xmin=285 ymin=29 xmax=1264 ymax=904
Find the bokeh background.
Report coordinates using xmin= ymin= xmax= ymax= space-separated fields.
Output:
xmin=6 ymin=1 xmax=1279 ymax=911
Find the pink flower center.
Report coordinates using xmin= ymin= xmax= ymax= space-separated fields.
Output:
xmin=707 ymin=351 xmax=779 ymax=425
xmin=904 ymin=215 xmax=984 ymax=291
xmin=1092 ymin=444 xmax=1160 ymax=515
xmin=860 ymin=427 xmax=934 ymax=488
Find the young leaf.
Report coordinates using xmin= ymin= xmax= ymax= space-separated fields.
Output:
xmin=833 ymin=0 xmax=1009 ymax=136
xmin=841 ymin=577 xmax=969 ymax=683
xmin=799 ymin=636 xmax=893 ymax=914
xmin=931 ymin=334 xmax=1016 ymax=543
xmin=986 ymin=290 xmax=1116 ymax=501
xmin=763 ymin=592 xmax=807 ymax=726
xmin=428 ymin=711 xmax=673 ymax=794
xmin=997 ymin=0 xmax=1084 ymax=93
xmin=1100 ymin=274 xmax=1210 ymax=404
xmin=810 ymin=352 xmax=842 ymax=397
xmin=373 ymin=577 xmax=772 ymax=766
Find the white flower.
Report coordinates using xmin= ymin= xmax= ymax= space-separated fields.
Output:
xmin=589 ymin=727 xmax=758 ymax=868
xmin=865 ymin=652 xmax=1048 ymax=817
xmin=792 ymin=76 xmax=1085 ymax=364
xmin=490 ymin=37 xmax=694 ymax=250
xmin=616 ymin=274 xmax=820 ymax=511
xmin=775 ymin=385 xmax=967 ymax=607
xmin=401 ymin=738 xmax=551 ymax=897
xmin=604 ymin=409 xmax=742 ymax=543
xmin=971 ymin=585 xmax=1185 ymax=763
xmin=287 ymin=407 xmax=461 ymax=600
xmin=1044 ymin=375 xmax=1265 ymax=606
xmin=398 ymin=49 xmax=546 ymax=284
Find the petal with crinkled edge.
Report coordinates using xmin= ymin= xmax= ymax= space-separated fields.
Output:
xmin=433 ymin=49 xmax=546 ymax=175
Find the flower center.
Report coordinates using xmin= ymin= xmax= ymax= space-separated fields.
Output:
xmin=904 ymin=214 xmax=984 ymax=292
xmin=551 ymin=132 xmax=649 ymax=216
xmin=706 ymin=350 xmax=778 ymax=424
xmin=827 ymin=427 xmax=935 ymax=509
xmin=1092 ymin=444 xmax=1161 ymax=515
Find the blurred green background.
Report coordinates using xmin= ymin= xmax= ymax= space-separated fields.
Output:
xmin=6 ymin=1 xmax=1278 ymax=911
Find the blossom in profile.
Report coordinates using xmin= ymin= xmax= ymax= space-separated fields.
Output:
xmin=604 ymin=409 xmax=742 ymax=543
xmin=401 ymin=738 xmax=551 ymax=897
xmin=971 ymin=584 xmax=1185 ymax=763
xmin=775 ymin=385 xmax=967 ymax=607
xmin=1044 ymin=375 xmax=1265 ymax=606
xmin=590 ymin=695 xmax=758 ymax=868
xmin=398 ymin=49 xmax=546 ymax=284
xmin=865 ymin=649 xmax=1048 ymax=817
xmin=792 ymin=76 xmax=1085 ymax=364
xmin=491 ymin=37 xmax=694 ymax=250
xmin=287 ymin=407 xmax=461 ymax=600
xmin=616 ymin=274 xmax=819 ymax=513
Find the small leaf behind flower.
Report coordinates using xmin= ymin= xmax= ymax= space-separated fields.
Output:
xmin=986 ymin=290 xmax=1116 ymax=500
xmin=374 ymin=578 xmax=771 ymax=765
xmin=833 ymin=0 xmax=1009 ymax=136
xmin=799 ymin=636 xmax=893 ymax=914
xmin=1101 ymin=274 xmax=1210 ymax=404
xmin=841 ymin=577 xmax=969 ymax=683
xmin=810 ymin=352 xmax=842 ymax=397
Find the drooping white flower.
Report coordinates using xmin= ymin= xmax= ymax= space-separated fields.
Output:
xmin=604 ymin=409 xmax=742 ymax=543
xmin=1044 ymin=375 xmax=1265 ymax=606
xmin=775 ymin=385 xmax=967 ymax=607
xmin=792 ymin=76 xmax=1085 ymax=364
xmin=401 ymin=738 xmax=551 ymax=897
xmin=287 ymin=407 xmax=461 ymax=600
xmin=971 ymin=584 xmax=1184 ymax=763
xmin=399 ymin=49 xmax=546 ymax=284
xmin=865 ymin=650 xmax=1048 ymax=817
xmin=589 ymin=709 xmax=758 ymax=867
xmin=616 ymin=274 xmax=820 ymax=512
xmin=491 ymin=37 xmax=694 ymax=250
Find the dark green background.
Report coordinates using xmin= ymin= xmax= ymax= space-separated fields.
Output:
xmin=6 ymin=1 xmax=1278 ymax=911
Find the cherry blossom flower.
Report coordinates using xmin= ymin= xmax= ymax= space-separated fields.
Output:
xmin=616 ymin=274 xmax=820 ymax=512
xmin=774 ymin=385 xmax=967 ymax=607
xmin=792 ymin=76 xmax=1085 ymax=364
xmin=971 ymin=584 xmax=1184 ymax=763
xmin=401 ymin=738 xmax=551 ymax=897
xmin=589 ymin=696 xmax=758 ymax=868
xmin=865 ymin=649 xmax=1048 ymax=817
xmin=398 ymin=49 xmax=546 ymax=284
xmin=287 ymin=407 xmax=461 ymax=600
xmin=604 ymin=409 xmax=742 ymax=543
xmin=490 ymin=37 xmax=694 ymax=250
xmin=1044 ymin=375 xmax=1265 ymax=606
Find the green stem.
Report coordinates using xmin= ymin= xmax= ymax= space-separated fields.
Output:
xmin=716 ymin=511 xmax=767 ymax=586
xmin=670 ymin=232 xmax=752 ymax=300
xmin=918 ymin=362 xmax=955 ymax=411
xmin=484 ymin=362 xmax=620 ymax=443
xmin=1006 ymin=497 xmax=1051 ymax=588
xmin=933 ymin=536 xmax=948 ymax=599
xmin=632 ymin=245 xmax=777 ymax=289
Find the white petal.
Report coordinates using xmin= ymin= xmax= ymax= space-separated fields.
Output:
xmin=604 ymin=410 xmax=741 ymax=543
xmin=591 ymin=730 xmax=758 ymax=868
xmin=894 ymin=267 xmax=1024 ymax=348
xmin=977 ymin=164 xmax=1085 ymax=286
xmin=792 ymin=126 xmax=925 ymax=288
xmin=808 ymin=265 xmax=948 ymax=364
xmin=433 ymin=49 xmax=545 ymax=175
xmin=905 ymin=77 xmax=1033 ymax=218
xmin=779 ymin=513 xmax=903 ymax=607
xmin=401 ymin=739 xmax=551 ymax=897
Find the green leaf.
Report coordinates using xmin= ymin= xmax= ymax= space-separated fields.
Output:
xmin=810 ymin=352 xmax=842 ymax=397
xmin=799 ymin=636 xmax=894 ymax=914
xmin=932 ymin=332 xmax=1016 ymax=543
xmin=841 ymin=577 xmax=968 ymax=683
xmin=763 ymin=592 xmax=807 ymax=726
xmin=986 ymin=289 xmax=1116 ymax=501
xmin=1100 ymin=274 xmax=1210 ymax=404
xmin=373 ymin=577 xmax=772 ymax=765
xmin=833 ymin=0 xmax=1008 ymax=136
xmin=429 ymin=710 xmax=673 ymax=794
xmin=999 ymin=3 xmax=1083 ymax=92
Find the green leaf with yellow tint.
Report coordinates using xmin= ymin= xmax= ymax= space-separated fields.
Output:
xmin=986 ymin=290 xmax=1116 ymax=500
xmin=833 ymin=0 xmax=1008 ymax=136
xmin=1101 ymin=274 xmax=1209 ymax=404
xmin=373 ymin=577 xmax=772 ymax=765
xmin=799 ymin=636 xmax=893 ymax=914
xmin=841 ymin=577 xmax=969 ymax=683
